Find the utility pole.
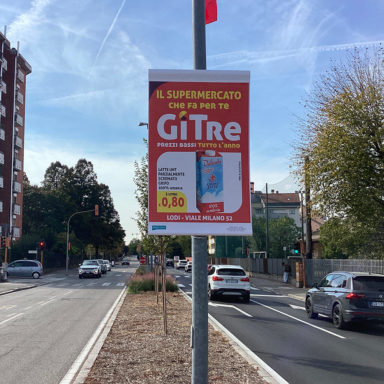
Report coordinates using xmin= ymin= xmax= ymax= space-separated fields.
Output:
xmin=191 ymin=1 xmax=208 ymax=383
xmin=265 ymin=183 xmax=269 ymax=258
xmin=66 ymin=206 xmax=99 ymax=275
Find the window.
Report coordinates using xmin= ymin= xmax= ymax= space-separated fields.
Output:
xmin=0 ymin=201 xmax=2 ymax=212
xmin=0 ymin=128 xmax=4 ymax=140
xmin=353 ymin=276 xmax=384 ymax=291
xmin=330 ymin=275 xmax=346 ymax=288
xmin=208 ymin=267 xmax=215 ymax=275
xmin=318 ymin=274 xmax=335 ymax=287
xmin=217 ymin=268 xmax=246 ymax=276
xmin=14 ymin=204 xmax=21 ymax=215
xmin=0 ymin=152 xmax=4 ymax=164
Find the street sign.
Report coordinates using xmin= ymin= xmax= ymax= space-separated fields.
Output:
xmin=28 ymin=250 xmax=37 ymax=254
xmin=148 ymin=69 xmax=252 ymax=236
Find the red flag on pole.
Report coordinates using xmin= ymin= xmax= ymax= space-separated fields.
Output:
xmin=205 ymin=0 xmax=217 ymax=24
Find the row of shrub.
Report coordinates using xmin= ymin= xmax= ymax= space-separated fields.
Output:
xmin=127 ymin=268 xmax=179 ymax=293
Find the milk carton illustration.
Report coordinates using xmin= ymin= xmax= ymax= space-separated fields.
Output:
xmin=196 ymin=150 xmax=224 ymax=214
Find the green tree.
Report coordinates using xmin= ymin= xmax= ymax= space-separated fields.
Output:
xmin=295 ymin=48 xmax=384 ymax=258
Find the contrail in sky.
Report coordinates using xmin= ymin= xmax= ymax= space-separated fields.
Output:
xmin=94 ymin=0 xmax=126 ymax=64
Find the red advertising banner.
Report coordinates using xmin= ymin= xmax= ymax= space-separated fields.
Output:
xmin=148 ymin=69 xmax=251 ymax=236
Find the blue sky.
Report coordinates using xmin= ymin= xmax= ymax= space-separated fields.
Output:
xmin=1 ymin=0 xmax=383 ymax=242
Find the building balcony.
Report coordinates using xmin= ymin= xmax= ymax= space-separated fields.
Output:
xmin=0 ymin=104 xmax=5 ymax=117
xmin=0 ymin=128 xmax=4 ymax=140
xmin=14 ymin=204 xmax=21 ymax=215
xmin=1 ymin=80 xmax=6 ymax=94
xmin=14 ymin=159 xmax=22 ymax=171
xmin=0 ymin=57 xmax=7 ymax=71
xmin=0 ymin=177 xmax=3 ymax=188
xmin=17 ymin=70 xmax=24 ymax=83
xmin=0 ymin=201 xmax=2 ymax=213
xmin=15 ymin=113 xmax=23 ymax=126
xmin=15 ymin=136 xmax=22 ymax=148
xmin=13 ymin=227 xmax=20 ymax=238
xmin=16 ymin=91 xmax=24 ymax=105
xmin=14 ymin=181 xmax=21 ymax=193
xmin=0 ymin=152 xmax=4 ymax=164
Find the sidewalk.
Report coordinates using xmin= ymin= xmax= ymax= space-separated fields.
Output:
xmin=249 ymin=273 xmax=306 ymax=302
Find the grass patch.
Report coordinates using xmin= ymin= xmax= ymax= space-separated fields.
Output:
xmin=127 ymin=272 xmax=179 ymax=294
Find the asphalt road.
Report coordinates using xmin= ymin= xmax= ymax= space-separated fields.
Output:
xmin=172 ymin=268 xmax=384 ymax=384
xmin=0 ymin=264 xmax=133 ymax=384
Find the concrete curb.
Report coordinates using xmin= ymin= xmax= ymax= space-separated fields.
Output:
xmin=0 ymin=284 xmax=39 ymax=296
xmin=180 ymin=289 xmax=289 ymax=384
xmin=60 ymin=287 xmax=127 ymax=384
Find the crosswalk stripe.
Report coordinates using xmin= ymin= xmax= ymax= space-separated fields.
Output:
xmin=102 ymin=283 xmax=111 ymax=286
xmin=116 ymin=283 xmax=125 ymax=286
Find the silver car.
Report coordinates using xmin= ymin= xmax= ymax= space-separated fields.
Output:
xmin=7 ymin=259 xmax=43 ymax=279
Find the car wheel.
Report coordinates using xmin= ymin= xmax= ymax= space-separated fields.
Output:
xmin=332 ymin=303 xmax=346 ymax=329
xmin=32 ymin=272 xmax=40 ymax=279
xmin=305 ymin=296 xmax=318 ymax=319
xmin=79 ymin=275 xmax=82 ymax=279
xmin=208 ymin=286 xmax=216 ymax=301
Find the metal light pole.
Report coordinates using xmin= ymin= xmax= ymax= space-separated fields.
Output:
xmin=192 ymin=1 xmax=208 ymax=384
xmin=66 ymin=208 xmax=97 ymax=275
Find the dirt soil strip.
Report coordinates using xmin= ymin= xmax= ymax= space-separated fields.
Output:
xmin=83 ymin=291 xmax=269 ymax=384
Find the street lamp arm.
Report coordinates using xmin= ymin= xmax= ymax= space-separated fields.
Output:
xmin=65 ymin=208 xmax=97 ymax=275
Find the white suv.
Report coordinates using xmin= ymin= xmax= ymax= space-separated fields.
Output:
xmin=208 ymin=265 xmax=250 ymax=303
xmin=176 ymin=260 xmax=188 ymax=270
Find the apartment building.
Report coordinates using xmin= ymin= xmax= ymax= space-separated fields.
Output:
xmin=0 ymin=32 xmax=32 ymax=239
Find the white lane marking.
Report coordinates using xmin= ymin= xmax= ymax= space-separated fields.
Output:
xmin=87 ymin=282 xmax=97 ymax=286
xmin=60 ymin=288 xmax=126 ymax=384
xmin=209 ymin=302 xmax=253 ymax=318
xmin=37 ymin=300 xmax=46 ymax=305
xmin=0 ymin=313 xmax=24 ymax=327
xmin=251 ymin=299 xmax=346 ymax=339
xmin=57 ymin=284 xmax=68 ymax=287
xmin=63 ymin=290 xmax=73 ymax=296
xmin=178 ymin=284 xmax=185 ymax=288
xmin=180 ymin=290 xmax=288 ymax=384
xmin=186 ymin=291 xmax=192 ymax=294
xmin=0 ymin=305 xmax=16 ymax=310
xmin=102 ymin=283 xmax=111 ymax=286
xmin=189 ymin=284 xmax=193 ymax=287
xmin=25 ymin=306 xmax=32 ymax=311
xmin=40 ymin=299 xmax=56 ymax=307
xmin=250 ymin=287 xmax=260 ymax=291
xmin=175 ymin=275 xmax=181 ymax=278
xmin=289 ymin=304 xmax=305 ymax=310
xmin=251 ymin=294 xmax=287 ymax=298
xmin=6 ymin=312 xmax=17 ymax=317
xmin=116 ymin=283 xmax=125 ymax=287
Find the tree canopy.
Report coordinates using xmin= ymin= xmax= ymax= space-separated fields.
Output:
xmin=19 ymin=159 xmax=125 ymax=266
xmin=295 ymin=48 xmax=384 ymax=258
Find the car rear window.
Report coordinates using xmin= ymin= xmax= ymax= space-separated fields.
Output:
xmin=353 ymin=276 xmax=384 ymax=291
xmin=217 ymin=268 xmax=246 ymax=276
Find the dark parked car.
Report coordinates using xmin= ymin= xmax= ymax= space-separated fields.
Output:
xmin=121 ymin=257 xmax=130 ymax=265
xmin=166 ymin=259 xmax=174 ymax=267
xmin=305 ymin=271 xmax=384 ymax=329
xmin=7 ymin=259 xmax=43 ymax=279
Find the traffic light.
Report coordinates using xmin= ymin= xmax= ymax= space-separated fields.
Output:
xmin=293 ymin=242 xmax=300 ymax=255
xmin=39 ymin=241 xmax=45 ymax=250
xmin=94 ymin=204 xmax=99 ymax=216
xmin=0 ymin=236 xmax=5 ymax=248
